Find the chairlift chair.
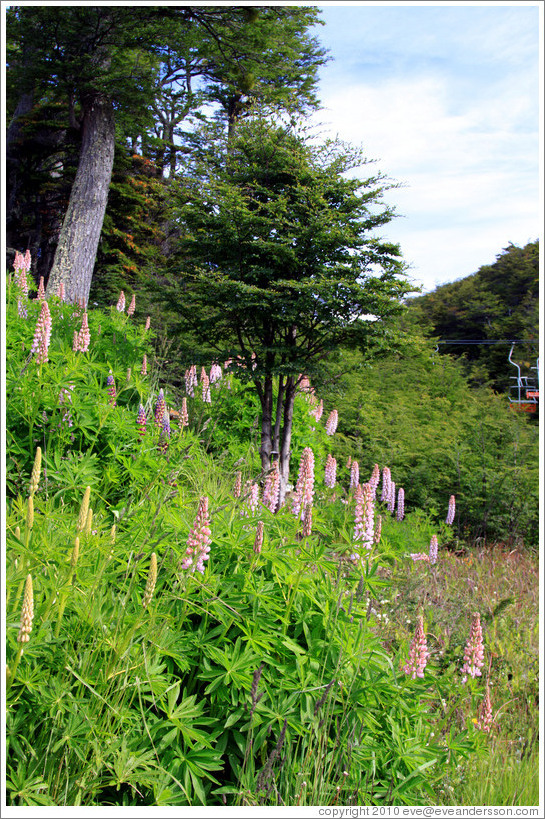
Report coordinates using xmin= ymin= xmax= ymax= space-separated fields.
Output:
xmin=508 ymin=343 xmax=539 ymax=413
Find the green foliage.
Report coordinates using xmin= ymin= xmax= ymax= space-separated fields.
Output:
xmin=6 ymin=282 xmax=488 ymax=808
xmin=408 ymin=241 xmax=539 ymax=391
xmin=317 ymin=339 xmax=539 ymax=548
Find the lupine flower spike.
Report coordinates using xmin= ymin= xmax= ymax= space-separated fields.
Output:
xmin=77 ymin=486 xmax=91 ymax=532
xmin=403 ymin=613 xmax=429 ymax=678
xmin=137 ymin=404 xmax=147 ymax=437
xmin=74 ymin=312 xmax=90 ymax=352
xmin=292 ymin=447 xmax=315 ymax=520
xmin=380 ymin=467 xmax=391 ymax=503
xmin=116 ymin=290 xmax=125 ymax=312
xmin=141 ymin=354 xmax=148 ymax=376
xmin=461 ymin=612 xmax=485 ymax=682
xmin=57 ymin=281 xmax=65 ymax=301
xmin=180 ymin=397 xmax=189 ymax=428
xmin=182 ymin=497 xmax=212 ymax=573
xmin=17 ymin=299 xmax=27 ymax=319
xmin=374 ymin=514 xmax=382 ymax=544
xmin=354 ymin=483 xmax=374 ymax=550
xmin=446 ymin=494 xmax=456 ymax=525
xmin=349 ymin=460 xmax=359 ymax=490
xmin=36 ymin=276 xmax=46 ymax=300
xmin=396 ymin=488 xmax=405 ymax=521
xmin=127 ymin=294 xmax=136 ymax=316
xmin=31 ymin=300 xmax=52 ymax=363
xmin=17 ymin=574 xmax=34 ymax=645
xmin=143 ymin=553 xmax=158 ymax=608
xmin=324 ymin=409 xmax=338 ymax=435
xmin=154 ymin=389 xmax=166 ymax=426
xmin=387 ymin=480 xmax=396 ymax=514
xmin=159 ymin=414 xmax=171 ymax=453
xmin=106 ymin=371 xmax=117 ymax=406
xmin=262 ymin=462 xmax=280 ymax=513
xmin=145 ymin=315 xmax=151 ymax=330
xmin=369 ymin=463 xmax=380 ymax=495
xmin=324 ymin=454 xmax=337 ymax=488
xmin=29 ymin=447 xmax=42 ymax=496
xmin=233 ymin=471 xmax=242 ymax=498
xmin=429 ymin=535 xmax=438 ymax=564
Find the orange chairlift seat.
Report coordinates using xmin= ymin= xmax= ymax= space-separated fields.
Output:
xmin=508 ymin=343 xmax=539 ymax=413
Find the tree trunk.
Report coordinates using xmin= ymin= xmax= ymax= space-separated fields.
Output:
xmin=45 ymin=94 xmax=115 ymax=306
xmin=259 ymin=373 xmax=274 ymax=474
xmin=278 ymin=376 xmax=296 ymax=507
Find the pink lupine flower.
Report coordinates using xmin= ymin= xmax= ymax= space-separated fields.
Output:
xmin=476 ymin=681 xmax=494 ymax=732
xmin=158 ymin=414 xmax=170 ymax=453
xmin=137 ymin=404 xmax=147 ymax=437
xmin=380 ymin=467 xmax=391 ymax=503
xmin=302 ymin=501 xmax=313 ymax=538
xmin=233 ymin=471 xmax=242 ymax=498
xmin=387 ymin=480 xmax=396 ymax=514
xmin=184 ymin=365 xmax=197 ymax=396
xmin=310 ymin=399 xmax=323 ymax=421
xmin=242 ymin=481 xmax=260 ymax=517
xmin=154 ymin=389 xmax=166 ymax=426
xmin=350 ymin=460 xmax=359 ymax=491
xmin=396 ymin=487 xmax=405 ymax=521
xmin=210 ymin=363 xmax=222 ymax=383
xmin=141 ymin=354 xmax=148 ymax=376
xmin=17 ymin=298 xmax=28 ymax=319
xmin=429 ymin=535 xmax=438 ymax=564
xmin=292 ymin=447 xmax=315 ymax=519
xmin=36 ymin=276 xmax=46 ymax=300
xmin=461 ymin=612 xmax=485 ymax=683
xmin=404 ymin=614 xmax=429 ymax=678
xmin=354 ymin=483 xmax=374 ymax=549
xmin=116 ymin=290 xmax=125 ymax=312
xmin=127 ymin=294 xmax=136 ymax=316
xmin=346 ymin=455 xmax=352 ymax=469
xmin=180 ymin=397 xmax=189 ymax=428
xmin=374 ymin=514 xmax=382 ymax=544
xmin=57 ymin=281 xmax=65 ymax=301
xmin=262 ymin=462 xmax=280 ymax=513
xmin=31 ymin=300 xmax=52 ymax=363
xmin=324 ymin=454 xmax=337 ymax=488
xmin=74 ymin=312 xmax=90 ymax=352
xmin=182 ymin=496 xmax=212 ymax=574
xmin=201 ymin=372 xmax=211 ymax=403
xmin=369 ymin=463 xmax=380 ymax=495
xmin=72 ymin=330 xmax=78 ymax=352
xmin=446 ymin=494 xmax=456 ymax=525
xmin=254 ymin=521 xmax=264 ymax=554
xmin=106 ymin=371 xmax=117 ymax=406
xmin=324 ymin=409 xmax=338 ymax=436
xmin=410 ymin=552 xmax=430 ymax=562
xmin=145 ymin=315 xmax=151 ymax=330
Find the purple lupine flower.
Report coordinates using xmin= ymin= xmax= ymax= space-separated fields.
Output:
xmin=310 ymin=399 xmax=323 ymax=421
xmin=292 ymin=447 xmax=315 ymax=519
xmin=380 ymin=467 xmax=391 ymax=503
xmin=254 ymin=521 xmax=264 ymax=554
xmin=461 ymin=612 xmax=485 ymax=683
xmin=184 ymin=366 xmax=195 ymax=396
xmin=396 ymin=488 xmax=405 ymax=521
xmin=31 ymin=300 xmax=52 ymax=363
xmin=141 ymin=354 xmax=148 ymax=376
xmin=262 ymin=462 xmax=280 ymax=513
xmin=210 ymin=363 xmax=222 ymax=383
xmin=446 ymin=494 xmax=456 ymax=525
xmin=324 ymin=454 xmax=337 ymax=488
xmin=137 ymin=404 xmax=147 ymax=438
xmin=17 ymin=298 xmax=28 ymax=319
xmin=182 ymin=496 xmax=212 ymax=573
xmin=324 ymin=409 xmax=338 ymax=436
xmin=201 ymin=372 xmax=211 ymax=403
xmin=36 ymin=276 xmax=46 ymax=301
xmin=158 ymin=414 xmax=171 ymax=453
xmin=354 ymin=483 xmax=374 ymax=549
xmin=106 ymin=371 xmax=117 ymax=406
xmin=233 ymin=471 xmax=242 ymax=498
xmin=387 ymin=480 xmax=396 ymax=514
xmin=350 ymin=460 xmax=359 ymax=491
xmin=154 ymin=389 xmax=166 ymax=426
xmin=476 ymin=681 xmax=494 ymax=732
xmin=116 ymin=290 xmax=126 ymax=312
xmin=410 ymin=552 xmax=430 ymax=562
xmin=74 ymin=312 xmax=90 ymax=352
xmin=127 ymin=294 xmax=136 ymax=316
xmin=404 ymin=614 xmax=429 ymax=678
xmin=429 ymin=535 xmax=438 ymax=565
xmin=369 ymin=463 xmax=380 ymax=495
xmin=145 ymin=315 xmax=151 ymax=330
xmin=58 ymin=385 xmax=74 ymax=429
xmin=180 ymin=397 xmax=189 ymax=428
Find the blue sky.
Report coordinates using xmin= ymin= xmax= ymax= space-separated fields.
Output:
xmin=310 ymin=1 xmax=542 ymax=293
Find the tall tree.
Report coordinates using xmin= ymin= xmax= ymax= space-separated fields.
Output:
xmin=6 ymin=6 xmax=325 ymax=305
xmin=162 ymin=119 xmax=411 ymax=503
